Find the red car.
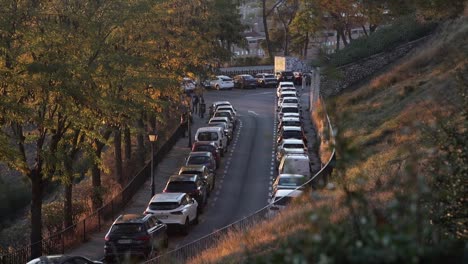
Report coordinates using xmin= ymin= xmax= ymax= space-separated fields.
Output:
xmin=192 ymin=141 xmax=221 ymax=168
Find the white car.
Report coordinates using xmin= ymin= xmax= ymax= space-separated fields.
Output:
xmin=278 ymin=91 xmax=298 ymax=101
xmin=269 ymin=189 xmax=303 ymax=213
xmin=215 ymin=105 xmax=237 ymax=117
xmin=276 ymin=86 xmax=297 ymax=98
xmin=209 ymin=116 xmax=234 ymax=131
xmin=181 ymin=77 xmax=196 ymax=93
xmin=277 ymin=81 xmax=295 ymax=89
xmin=277 ymin=138 xmax=307 ymax=154
xmin=273 ymin=173 xmax=307 ymax=193
xmin=278 ymin=96 xmax=300 ymax=108
xmin=210 ymin=75 xmax=234 ymax=90
xmin=144 ymin=192 xmax=198 ymax=235
xmin=212 ymin=101 xmax=232 ymax=109
xmin=278 ymin=153 xmax=312 ymax=178
xmin=278 ymin=103 xmax=301 ymax=120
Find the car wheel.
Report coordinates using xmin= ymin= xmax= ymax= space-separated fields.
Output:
xmin=182 ymin=218 xmax=190 ymax=235
xmin=147 ymin=243 xmax=156 ymax=259
xmin=216 ymin=85 xmax=220 ymax=90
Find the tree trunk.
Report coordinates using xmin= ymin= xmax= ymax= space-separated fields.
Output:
xmin=30 ymin=170 xmax=44 ymax=259
xmin=136 ymin=118 xmax=145 ymax=168
xmin=91 ymin=130 xmax=112 ymax=211
xmin=114 ymin=127 xmax=123 ymax=185
xmin=303 ymin=32 xmax=309 ymax=59
xmin=63 ymin=181 xmax=73 ymax=228
xmin=347 ymin=26 xmax=353 ymax=42
xmin=124 ymin=127 xmax=131 ymax=161
xmin=362 ymin=25 xmax=368 ymax=37
xmin=262 ymin=0 xmax=274 ymax=61
xmin=370 ymin=24 xmax=377 ymax=33
xmin=284 ymin=29 xmax=290 ymax=56
xmin=336 ymin=29 xmax=341 ymax=52
xmin=339 ymin=28 xmax=349 ymax=46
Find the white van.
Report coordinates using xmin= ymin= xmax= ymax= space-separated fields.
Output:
xmin=278 ymin=153 xmax=311 ymax=179
xmin=195 ymin=127 xmax=228 ymax=155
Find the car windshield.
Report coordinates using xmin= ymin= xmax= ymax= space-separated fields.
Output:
xmin=149 ymin=202 xmax=180 ymax=210
xmin=282 ymin=108 xmax=299 ymax=113
xmin=209 ymin=123 xmax=225 ymax=129
xmin=283 ymin=131 xmax=302 ymax=138
xmin=283 ymin=99 xmax=298 ymax=104
xmin=110 ymin=223 xmax=144 ymax=234
xmin=180 ymin=170 xmax=202 ymax=176
xmin=166 ymin=181 xmax=196 ymax=192
xmin=214 ymin=112 xmax=230 ymax=118
xmin=197 ymin=132 xmax=218 ymax=141
xmin=265 ymin=74 xmax=275 ymax=78
xmin=244 ymin=75 xmax=255 ymax=80
xmin=279 ymin=177 xmax=304 ymax=187
xmin=284 ymin=144 xmax=304 ymax=149
xmin=283 ymin=121 xmax=301 ymax=126
xmin=221 ymin=77 xmax=232 ymax=82
xmin=187 ymin=156 xmax=209 ymax=165
xmin=274 ymin=196 xmax=292 ymax=206
xmin=282 ymin=71 xmax=294 ymax=76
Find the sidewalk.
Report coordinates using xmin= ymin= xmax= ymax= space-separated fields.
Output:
xmin=66 ymin=109 xmax=209 ymax=260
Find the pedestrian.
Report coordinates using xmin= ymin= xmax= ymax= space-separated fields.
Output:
xmin=199 ymin=98 xmax=206 ymax=118
xmin=192 ymin=95 xmax=199 ymax=114
xmin=180 ymin=113 xmax=187 ymax=137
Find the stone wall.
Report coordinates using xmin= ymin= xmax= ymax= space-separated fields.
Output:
xmin=320 ymin=36 xmax=430 ymax=97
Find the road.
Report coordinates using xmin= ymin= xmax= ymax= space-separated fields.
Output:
xmin=66 ymin=87 xmax=281 ymax=259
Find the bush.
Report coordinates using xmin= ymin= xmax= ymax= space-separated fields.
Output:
xmin=0 ymin=179 xmax=30 ymax=223
xmin=329 ymin=17 xmax=437 ymax=67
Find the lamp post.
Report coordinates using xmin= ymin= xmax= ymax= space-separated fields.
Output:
xmin=148 ymin=132 xmax=158 ymax=197
xmin=187 ymin=110 xmax=192 ymax=148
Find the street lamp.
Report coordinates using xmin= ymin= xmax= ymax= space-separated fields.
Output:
xmin=148 ymin=132 xmax=158 ymax=197
xmin=187 ymin=110 xmax=192 ymax=148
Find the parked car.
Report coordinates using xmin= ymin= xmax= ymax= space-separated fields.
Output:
xmin=278 ymin=153 xmax=312 ymax=178
xmin=278 ymin=96 xmax=300 ymax=108
xmin=277 ymin=126 xmax=307 ymax=144
xmin=28 ymin=255 xmax=103 ymax=264
xmin=269 ymin=189 xmax=303 ymax=212
xmin=277 ymin=91 xmax=299 ymax=101
xmin=208 ymin=122 xmax=232 ymax=144
xmin=195 ymin=126 xmax=228 ymax=154
xmin=213 ymin=110 xmax=235 ymax=126
xmin=163 ymin=174 xmax=208 ymax=211
xmin=233 ymin=74 xmax=257 ymax=89
xmin=277 ymin=81 xmax=295 ymax=89
xmin=179 ymin=164 xmax=216 ymax=193
xmin=275 ymin=71 xmax=295 ymax=82
xmin=277 ymin=117 xmax=302 ymax=132
xmin=185 ymin=151 xmax=217 ymax=173
xmin=215 ymin=105 xmax=237 ymax=117
xmin=276 ymin=147 xmax=308 ymax=164
xmin=104 ymin=214 xmax=168 ymax=261
xmin=181 ymin=77 xmax=196 ymax=93
xmin=276 ymin=86 xmax=297 ymax=98
xmin=273 ymin=173 xmax=307 ymax=193
xmin=209 ymin=116 xmax=234 ymax=133
xmin=255 ymin=73 xmax=278 ymax=88
xmin=277 ymin=138 xmax=308 ymax=156
xmin=210 ymin=75 xmax=234 ymax=90
xmin=293 ymin=72 xmax=302 ymax=85
xmin=144 ymin=192 xmax=198 ymax=235
xmin=191 ymin=141 xmax=221 ymax=168
xmin=277 ymin=103 xmax=301 ymax=120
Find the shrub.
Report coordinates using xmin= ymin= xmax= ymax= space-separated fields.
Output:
xmin=0 ymin=179 xmax=31 ymax=223
xmin=329 ymin=17 xmax=437 ymax=67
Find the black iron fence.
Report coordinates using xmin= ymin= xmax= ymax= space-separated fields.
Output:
xmin=0 ymin=125 xmax=184 ymax=264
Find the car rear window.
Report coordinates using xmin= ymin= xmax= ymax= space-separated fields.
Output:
xmin=180 ymin=170 xmax=202 ymax=176
xmin=194 ymin=145 xmax=214 ymax=152
xmin=274 ymin=196 xmax=292 ymax=206
xmin=166 ymin=181 xmax=196 ymax=192
xmin=284 ymin=144 xmax=304 ymax=149
xmin=149 ymin=202 xmax=180 ymax=210
xmin=282 ymin=108 xmax=299 ymax=113
xmin=282 ymin=71 xmax=294 ymax=76
xmin=279 ymin=177 xmax=304 ymax=187
xmin=265 ymin=74 xmax=275 ymax=78
xmin=283 ymin=99 xmax=298 ymax=104
xmin=221 ymin=77 xmax=232 ymax=82
xmin=187 ymin=156 xmax=209 ymax=165
xmin=110 ymin=223 xmax=144 ymax=234
xmin=214 ymin=112 xmax=230 ymax=118
xmin=244 ymin=75 xmax=255 ymax=80
xmin=197 ymin=132 xmax=218 ymax=141
xmin=283 ymin=131 xmax=302 ymax=138
xmin=283 ymin=121 xmax=301 ymax=126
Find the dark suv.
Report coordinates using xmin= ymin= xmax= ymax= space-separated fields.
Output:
xmin=276 ymin=71 xmax=294 ymax=82
xmin=104 ymin=214 xmax=168 ymax=262
xmin=255 ymin=73 xmax=278 ymax=88
xmin=233 ymin=74 xmax=257 ymax=89
xmin=164 ymin=174 xmax=208 ymax=212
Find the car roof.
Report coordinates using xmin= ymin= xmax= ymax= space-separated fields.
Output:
xmin=169 ymin=174 xmax=198 ymax=182
xmin=193 ymin=141 xmax=219 ymax=147
xmin=27 ymin=255 xmax=101 ymax=264
xmin=216 ymin=75 xmax=231 ymax=78
xmin=179 ymin=165 xmax=206 ymax=172
xmin=213 ymin=101 xmax=231 ymax=105
xmin=150 ymin=192 xmax=185 ymax=203
xmin=280 ymin=103 xmax=300 ymax=108
xmin=282 ymin=126 xmax=302 ymax=131
xmin=281 ymin=96 xmax=299 ymax=100
xmin=114 ymin=214 xmax=152 ymax=224
xmin=283 ymin=153 xmax=310 ymax=160
xmin=209 ymin=117 xmax=229 ymax=122
xmin=279 ymin=81 xmax=294 ymax=85
xmin=280 ymin=117 xmax=301 ymax=121
xmin=274 ymin=189 xmax=303 ymax=197
xmin=197 ymin=126 xmax=223 ymax=132
xmin=278 ymin=173 xmax=306 ymax=178
xmin=282 ymin=139 xmax=305 ymax=144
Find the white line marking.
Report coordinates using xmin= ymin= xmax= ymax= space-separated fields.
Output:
xmin=248 ymin=110 xmax=259 ymax=116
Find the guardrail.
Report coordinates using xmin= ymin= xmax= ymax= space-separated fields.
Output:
xmin=0 ymin=125 xmax=184 ymax=264
xmin=145 ymin=73 xmax=335 ymax=263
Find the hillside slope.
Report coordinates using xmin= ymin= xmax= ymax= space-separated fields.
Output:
xmin=187 ymin=17 xmax=467 ymax=264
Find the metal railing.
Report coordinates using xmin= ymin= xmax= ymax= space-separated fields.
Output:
xmin=0 ymin=125 xmax=184 ymax=264
xmin=145 ymin=74 xmax=335 ymax=263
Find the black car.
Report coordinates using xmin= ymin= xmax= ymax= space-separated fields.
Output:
xmin=276 ymin=71 xmax=295 ymax=82
xmin=164 ymin=174 xmax=208 ymax=212
xmin=233 ymin=74 xmax=257 ymax=89
xmin=104 ymin=214 xmax=168 ymax=262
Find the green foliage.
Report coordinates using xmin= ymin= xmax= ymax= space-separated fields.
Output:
xmin=329 ymin=17 xmax=437 ymax=67
xmin=42 ymin=200 xmax=87 ymax=235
